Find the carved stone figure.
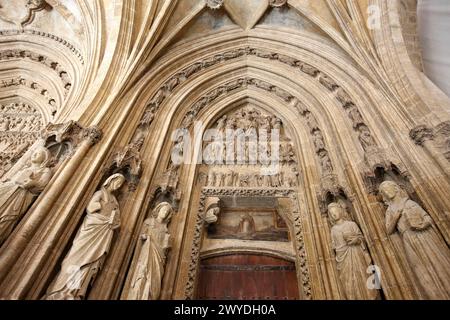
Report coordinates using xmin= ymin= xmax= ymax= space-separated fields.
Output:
xmin=140 ymin=106 xmax=157 ymax=126
xmin=298 ymin=62 xmax=319 ymax=77
xmin=207 ymin=171 xmax=216 ymax=187
xmin=285 ymin=166 xmax=299 ymax=188
xmin=44 ymin=173 xmax=126 ymax=300
xmin=239 ymin=174 xmax=249 ymax=187
xmin=204 ymin=198 xmax=220 ymax=225
xmin=328 ymin=202 xmax=379 ymax=300
xmin=358 ymin=125 xmax=377 ymax=151
xmin=305 ymin=112 xmax=319 ymax=132
xmin=319 ymin=150 xmax=333 ymax=174
xmin=336 ymin=88 xmax=353 ymax=107
xmin=347 ymin=106 xmax=364 ymax=128
xmin=312 ymin=130 xmax=325 ymax=152
xmin=319 ymin=74 xmax=339 ymax=91
xmin=0 ymin=146 xmax=52 ymax=245
xmin=379 ymin=181 xmax=450 ymax=299
xmin=225 ymin=171 xmax=234 ymax=187
xmin=126 ymin=202 xmax=173 ymax=300
xmin=216 ymin=171 xmax=225 ymax=187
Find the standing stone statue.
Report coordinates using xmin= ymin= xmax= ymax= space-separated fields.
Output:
xmin=379 ymin=181 xmax=450 ymax=299
xmin=0 ymin=146 xmax=52 ymax=246
xmin=328 ymin=202 xmax=379 ymax=300
xmin=126 ymin=202 xmax=173 ymax=300
xmin=44 ymin=173 xmax=126 ymax=300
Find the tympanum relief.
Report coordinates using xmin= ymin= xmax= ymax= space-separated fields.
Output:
xmin=197 ymin=106 xmax=299 ymax=190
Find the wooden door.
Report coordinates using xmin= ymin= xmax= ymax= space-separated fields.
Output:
xmin=195 ymin=254 xmax=300 ymax=300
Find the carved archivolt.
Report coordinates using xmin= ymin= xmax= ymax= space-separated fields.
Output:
xmin=0 ymin=76 xmax=58 ymax=114
xmin=0 ymin=49 xmax=72 ymax=94
xmin=134 ymin=47 xmax=384 ymax=176
xmin=0 ymin=29 xmax=84 ymax=65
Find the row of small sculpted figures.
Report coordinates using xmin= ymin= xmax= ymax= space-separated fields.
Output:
xmin=199 ymin=167 xmax=299 ymax=188
xmin=202 ymin=143 xmax=296 ymax=163
xmin=0 ymin=103 xmax=39 ymax=113
xmin=0 ymin=115 xmax=43 ymax=132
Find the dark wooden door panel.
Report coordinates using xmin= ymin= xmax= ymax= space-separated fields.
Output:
xmin=195 ymin=254 xmax=300 ymax=300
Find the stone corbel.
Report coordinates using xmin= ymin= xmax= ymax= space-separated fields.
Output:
xmin=204 ymin=197 xmax=221 ymax=225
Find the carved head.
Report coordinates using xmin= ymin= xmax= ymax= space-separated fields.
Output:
xmin=103 ymin=173 xmax=126 ymax=192
xmin=153 ymin=202 xmax=173 ymax=222
xmin=327 ymin=202 xmax=347 ymax=225
xmin=379 ymin=180 xmax=400 ymax=203
xmin=31 ymin=146 xmax=50 ymax=166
